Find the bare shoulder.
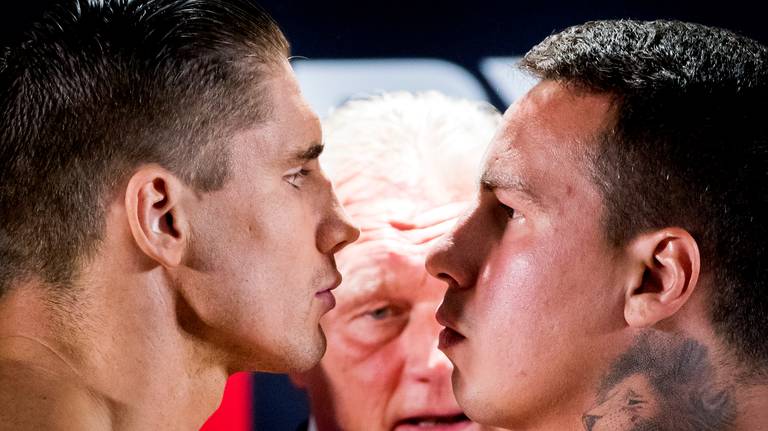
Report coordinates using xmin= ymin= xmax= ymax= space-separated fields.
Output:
xmin=0 ymin=358 xmax=111 ymax=430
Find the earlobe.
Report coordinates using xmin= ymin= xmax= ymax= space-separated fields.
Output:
xmin=125 ymin=165 xmax=189 ymax=268
xmin=623 ymin=228 xmax=701 ymax=328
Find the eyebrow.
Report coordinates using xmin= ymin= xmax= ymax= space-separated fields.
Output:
xmin=291 ymin=143 xmax=324 ymax=162
xmin=480 ymin=170 xmax=540 ymax=204
xmin=343 ymin=286 xmax=381 ymax=311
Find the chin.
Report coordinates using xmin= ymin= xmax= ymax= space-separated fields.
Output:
xmin=279 ymin=329 xmax=328 ymax=373
xmin=452 ymin=379 xmax=493 ymax=428
xmin=460 ymin=396 xmax=514 ymax=431
xmin=291 ymin=346 xmax=326 ymax=372
xmin=226 ymin=331 xmax=326 ymax=374
xmin=305 ymin=329 xmax=328 ymax=368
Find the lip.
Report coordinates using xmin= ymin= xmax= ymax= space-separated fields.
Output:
xmin=438 ymin=327 xmax=466 ymax=350
xmin=392 ymin=412 xmax=473 ymax=431
xmin=315 ymin=289 xmax=336 ymax=310
xmin=316 ymin=271 xmax=342 ymax=295
xmin=315 ymin=272 xmax=342 ymax=311
xmin=435 ymin=305 xmax=463 ymax=336
xmin=436 ymin=306 xmax=466 ymax=350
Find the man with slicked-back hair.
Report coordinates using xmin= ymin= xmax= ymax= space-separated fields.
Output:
xmin=0 ymin=1 xmax=358 ymax=429
xmin=427 ymin=20 xmax=768 ymax=431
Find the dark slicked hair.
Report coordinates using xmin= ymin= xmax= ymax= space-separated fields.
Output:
xmin=0 ymin=0 xmax=289 ymax=295
xmin=521 ymin=20 xmax=768 ymax=369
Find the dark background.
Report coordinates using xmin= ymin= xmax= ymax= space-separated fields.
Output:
xmin=2 ymin=1 xmax=765 ymax=430
xmin=260 ymin=0 xmax=767 ymax=109
xmin=2 ymin=1 xmax=766 ymax=110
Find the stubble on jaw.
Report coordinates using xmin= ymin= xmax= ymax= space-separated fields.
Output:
xmin=583 ymin=332 xmax=736 ymax=431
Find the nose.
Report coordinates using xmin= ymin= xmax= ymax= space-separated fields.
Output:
xmin=404 ymin=307 xmax=452 ymax=383
xmin=317 ymin=190 xmax=360 ymax=255
xmin=409 ymin=339 xmax=453 ymax=384
xmin=425 ymin=215 xmax=476 ymax=290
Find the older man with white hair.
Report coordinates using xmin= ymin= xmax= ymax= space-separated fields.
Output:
xmin=291 ymin=91 xmax=503 ymax=431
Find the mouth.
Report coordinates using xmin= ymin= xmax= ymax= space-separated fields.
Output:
xmin=438 ymin=327 xmax=466 ymax=350
xmin=393 ymin=413 xmax=472 ymax=430
xmin=316 ymin=272 xmax=343 ymax=295
xmin=435 ymin=307 xmax=466 ymax=350
xmin=315 ymin=272 xmax=342 ymax=310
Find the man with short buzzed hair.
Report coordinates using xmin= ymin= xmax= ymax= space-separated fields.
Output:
xmin=427 ymin=20 xmax=768 ymax=430
xmin=0 ymin=1 xmax=358 ymax=429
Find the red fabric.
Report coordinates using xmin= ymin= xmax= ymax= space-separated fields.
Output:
xmin=200 ymin=372 xmax=252 ymax=431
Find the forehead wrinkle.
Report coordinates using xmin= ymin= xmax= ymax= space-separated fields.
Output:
xmin=334 ymin=254 xmax=385 ymax=305
xmin=343 ymin=194 xmax=453 ymax=231
xmin=337 ymin=238 xmax=426 ymax=284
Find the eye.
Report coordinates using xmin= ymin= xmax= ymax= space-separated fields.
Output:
xmin=358 ymin=303 xmax=407 ymax=323
xmin=285 ymin=168 xmax=310 ymax=189
xmin=346 ymin=302 xmax=410 ymax=347
xmin=367 ymin=306 xmax=395 ymax=320
xmin=499 ymin=202 xmax=516 ymax=219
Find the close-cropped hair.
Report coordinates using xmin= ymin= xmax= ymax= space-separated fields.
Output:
xmin=0 ymin=0 xmax=289 ymax=295
xmin=520 ymin=20 xmax=768 ymax=369
xmin=321 ymin=91 xmax=501 ymax=202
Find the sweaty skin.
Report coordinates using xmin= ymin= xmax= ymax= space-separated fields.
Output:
xmin=0 ymin=60 xmax=359 ymax=431
xmin=427 ymin=80 xmax=768 ymax=430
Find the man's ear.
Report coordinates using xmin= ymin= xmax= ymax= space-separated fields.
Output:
xmin=125 ymin=165 xmax=189 ymax=268
xmin=622 ymin=228 xmax=701 ymax=328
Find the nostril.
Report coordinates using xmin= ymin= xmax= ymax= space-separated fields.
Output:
xmin=435 ymin=272 xmax=463 ymax=290
xmin=425 ymin=242 xmax=473 ymax=290
xmin=322 ymin=218 xmax=360 ymax=255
